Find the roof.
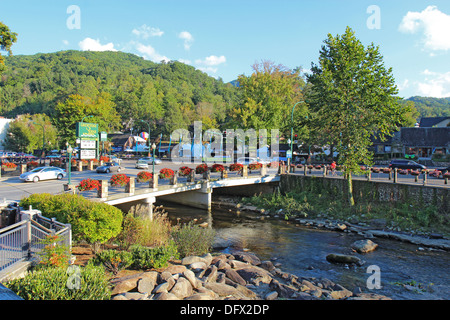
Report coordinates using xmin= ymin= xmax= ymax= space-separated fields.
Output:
xmin=400 ymin=127 xmax=450 ymax=147
xmin=419 ymin=117 xmax=450 ymax=128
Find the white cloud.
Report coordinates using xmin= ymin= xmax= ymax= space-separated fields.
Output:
xmin=62 ymin=40 xmax=69 ymax=46
xmin=132 ymin=24 xmax=164 ymax=39
xmin=399 ymin=6 xmax=450 ymax=51
xmin=178 ymin=31 xmax=194 ymax=50
xmin=416 ymin=69 xmax=450 ymax=97
xmin=79 ymin=38 xmax=117 ymax=51
xmin=397 ymin=79 xmax=410 ymax=91
xmin=135 ymin=42 xmax=170 ymax=63
xmin=195 ymin=55 xmax=226 ymax=66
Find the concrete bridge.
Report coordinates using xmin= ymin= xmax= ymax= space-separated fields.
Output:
xmin=83 ymin=165 xmax=281 ymax=219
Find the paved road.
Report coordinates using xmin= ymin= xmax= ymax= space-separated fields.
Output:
xmin=0 ymin=160 xmax=447 ymax=203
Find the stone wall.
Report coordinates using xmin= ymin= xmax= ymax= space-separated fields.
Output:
xmin=279 ymin=175 xmax=449 ymax=216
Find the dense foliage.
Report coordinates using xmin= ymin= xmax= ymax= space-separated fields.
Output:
xmin=0 ymin=50 xmax=239 ymax=146
xmin=406 ymin=96 xmax=450 ymax=118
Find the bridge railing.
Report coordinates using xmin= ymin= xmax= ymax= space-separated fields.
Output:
xmin=76 ymin=163 xmax=282 ymax=200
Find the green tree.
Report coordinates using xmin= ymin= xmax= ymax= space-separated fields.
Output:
xmin=232 ymin=60 xmax=307 ymax=134
xmin=0 ymin=21 xmax=17 ymax=74
xmin=306 ymin=27 xmax=410 ymax=206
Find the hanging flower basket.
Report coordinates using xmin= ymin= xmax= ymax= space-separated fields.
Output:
xmin=443 ymin=172 xmax=450 ymax=179
xmin=382 ymin=168 xmax=391 ymax=174
xmin=110 ymin=173 xmax=130 ymax=187
xmin=371 ymin=167 xmax=380 ymax=173
xmin=49 ymin=160 xmax=62 ymax=167
xmin=296 ymin=164 xmax=303 ymax=168
xmin=398 ymin=169 xmax=408 ymax=175
xmin=211 ymin=164 xmax=225 ymax=172
xmin=249 ymin=162 xmax=262 ymax=170
xmin=77 ymin=178 xmax=101 ymax=191
xmin=2 ymin=162 xmax=17 ymax=171
xmin=137 ymin=171 xmax=153 ymax=182
xmin=27 ymin=161 xmax=39 ymax=169
xmin=99 ymin=156 xmax=110 ymax=162
xmin=230 ymin=163 xmax=244 ymax=172
xmin=159 ymin=168 xmax=175 ymax=180
xmin=428 ymin=170 xmax=441 ymax=178
xmin=410 ymin=170 xmax=420 ymax=176
xmin=179 ymin=166 xmax=193 ymax=177
xmin=195 ymin=163 xmax=208 ymax=174
xmin=314 ymin=165 xmax=322 ymax=170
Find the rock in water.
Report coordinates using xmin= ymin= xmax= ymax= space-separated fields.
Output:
xmin=326 ymin=254 xmax=364 ymax=266
xmin=351 ymin=239 xmax=378 ymax=253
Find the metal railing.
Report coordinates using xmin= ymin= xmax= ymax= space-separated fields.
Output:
xmin=0 ymin=216 xmax=71 ymax=272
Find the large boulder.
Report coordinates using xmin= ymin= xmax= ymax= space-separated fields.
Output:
xmin=326 ymin=254 xmax=364 ymax=266
xmin=351 ymin=239 xmax=378 ymax=253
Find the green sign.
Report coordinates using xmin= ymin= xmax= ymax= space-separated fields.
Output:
xmin=77 ymin=122 xmax=98 ymax=139
xmin=100 ymin=131 xmax=108 ymax=142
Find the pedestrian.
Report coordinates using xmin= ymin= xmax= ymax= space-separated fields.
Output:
xmin=331 ymin=161 xmax=336 ymax=175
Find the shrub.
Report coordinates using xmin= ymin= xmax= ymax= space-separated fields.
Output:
xmin=77 ymin=178 xmax=101 ymax=191
xmin=130 ymin=242 xmax=179 ymax=270
xmin=110 ymin=173 xmax=130 ymax=187
xmin=116 ymin=208 xmax=173 ymax=250
xmin=229 ymin=163 xmax=243 ymax=172
xmin=6 ymin=263 xmax=111 ymax=300
xmin=27 ymin=161 xmax=39 ymax=169
xmin=211 ymin=164 xmax=225 ymax=172
xmin=137 ymin=171 xmax=153 ymax=182
xmin=248 ymin=162 xmax=262 ymax=170
xmin=159 ymin=168 xmax=174 ymax=179
xmin=20 ymin=194 xmax=123 ymax=247
xmin=171 ymin=222 xmax=215 ymax=257
xmin=178 ymin=166 xmax=193 ymax=176
xmin=93 ymin=249 xmax=133 ymax=275
xmin=195 ymin=163 xmax=208 ymax=174
xmin=35 ymin=235 xmax=71 ymax=269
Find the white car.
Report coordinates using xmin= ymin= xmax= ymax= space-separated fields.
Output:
xmin=135 ymin=159 xmax=149 ymax=169
xmin=110 ymin=156 xmax=122 ymax=165
xmin=138 ymin=157 xmax=162 ymax=165
xmin=19 ymin=166 xmax=66 ymax=183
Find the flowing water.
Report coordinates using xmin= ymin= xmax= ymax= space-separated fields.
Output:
xmin=158 ymin=200 xmax=449 ymax=300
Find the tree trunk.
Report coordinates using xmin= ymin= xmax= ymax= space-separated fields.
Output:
xmin=347 ymin=173 xmax=355 ymax=206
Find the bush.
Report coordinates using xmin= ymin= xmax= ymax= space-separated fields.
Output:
xmin=130 ymin=242 xmax=178 ymax=270
xmin=179 ymin=166 xmax=193 ymax=176
xmin=211 ymin=164 xmax=225 ymax=172
xmin=110 ymin=173 xmax=130 ymax=187
xmin=171 ymin=222 xmax=215 ymax=257
xmin=159 ymin=168 xmax=174 ymax=179
xmin=137 ymin=171 xmax=153 ymax=182
xmin=93 ymin=249 xmax=133 ymax=275
xmin=117 ymin=209 xmax=173 ymax=249
xmin=195 ymin=163 xmax=208 ymax=174
xmin=6 ymin=263 xmax=111 ymax=300
xmin=20 ymin=193 xmax=123 ymax=247
xmin=77 ymin=178 xmax=101 ymax=191
xmin=36 ymin=235 xmax=71 ymax=269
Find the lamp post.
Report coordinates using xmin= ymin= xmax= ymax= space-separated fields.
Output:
xmin=66 ymin=143 xmax=73 ymax=185
xmin=152 ymin=143 xmax=156 ymax=178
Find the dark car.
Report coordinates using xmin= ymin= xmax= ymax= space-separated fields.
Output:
xmin=389 ymin=159 xmax=426 ymax=170
xmin=96 ymin=162 xmax=123 ymax=173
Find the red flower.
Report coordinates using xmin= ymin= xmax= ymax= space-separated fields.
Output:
xmin=211 ymin=164 xmax=225 ymax=172
xmin=229 ymin=163 xmax=244 ymax=172
xmin=110 ymin=174 xmax=130 ymax=186
xmin=195 ymin=163 xmax=208 ymax=174
xmin=179 ymin=166 xmax=193 ymax=176
xmin=77 ymin=178 xmax=101 ymax=191
xmin=137 ymin=171 xmax=153 ymax=182
xmin=159 ymin=168 xmax=175 ymax=179
xmin=248 ymin=162 xmax=262 ymax=170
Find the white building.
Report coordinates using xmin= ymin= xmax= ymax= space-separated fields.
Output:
xmin=0 ymin=118 xmax=12 ymax=151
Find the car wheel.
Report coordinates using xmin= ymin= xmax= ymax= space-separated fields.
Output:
xmin=57 ymin=173 xmax=63 ymax=180
xmin=106 ymin=169 xmax=110 ymax=173
xmin=33 ymin=176 xmax=39 ymax=183
xmin=117 ymin=167 xmax=121 ymax=172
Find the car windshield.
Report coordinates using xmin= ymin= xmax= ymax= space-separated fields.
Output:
xmin=30 ymin=167 xmax=44 ymax=173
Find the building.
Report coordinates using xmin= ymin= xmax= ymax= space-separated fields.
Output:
xmin=419 ymin=117 xmax=450 ymax=128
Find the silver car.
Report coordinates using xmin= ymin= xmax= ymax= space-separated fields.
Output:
xmin=19 ymin=166 xmax=66 ymax=183
xmin=138 ymin=157 xmax=162 ymax=165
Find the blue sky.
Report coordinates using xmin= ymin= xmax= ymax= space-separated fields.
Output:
xmin=1 ymin=0 xmax=450 ymax=98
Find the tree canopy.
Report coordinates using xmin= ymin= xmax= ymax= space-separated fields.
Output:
xmin=306 ymin=27 xmax=410 ymax=205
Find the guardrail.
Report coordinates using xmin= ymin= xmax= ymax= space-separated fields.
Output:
xmin=0 ymin=215 xmax=71 ymax=272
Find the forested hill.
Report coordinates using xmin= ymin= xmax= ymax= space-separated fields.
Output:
xmin=0 ymin=50 xmax=239 ymax=134
xmin=405 ymin=96 xmax=450 ymax=118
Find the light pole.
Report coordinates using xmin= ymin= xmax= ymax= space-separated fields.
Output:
xmin=66 ymin=143 xmax=73 ymax=185
xmin=152 ymin=142 xmax=156 ymax=178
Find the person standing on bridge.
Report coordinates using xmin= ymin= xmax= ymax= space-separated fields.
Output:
xmin=330 ymin=161 xmax=336 ymax=175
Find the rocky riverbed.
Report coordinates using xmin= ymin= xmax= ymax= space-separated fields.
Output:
xmin=110 ymin=250 xmax=391 ymax=300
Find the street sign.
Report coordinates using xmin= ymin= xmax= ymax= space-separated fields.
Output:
xmin=286 ymin=150 xmax=292 ymax=159
xmin=100 ymin=131 xmax=108 ymax=142
xmin=80 ymin=149 xmax=96 ymax=159
xmin=76 ymin=122 xmax=98 ymax=139
xmin=80 ymin=140 xmax=96 ymax=149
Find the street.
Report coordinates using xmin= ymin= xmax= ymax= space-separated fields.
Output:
xmin=0 ymin=159 xmax=448 ymax=203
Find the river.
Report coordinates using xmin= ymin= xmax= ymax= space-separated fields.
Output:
xmin=158 ymin=200 xmax=450 ymax=300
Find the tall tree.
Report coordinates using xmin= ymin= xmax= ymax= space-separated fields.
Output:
xmin=0 ymin=21 xmax=17 ymax=74
xmin=232 ymin=60 xmax=307 ymax=135
xmin=306 ymin=27 xmax=411 ymax=206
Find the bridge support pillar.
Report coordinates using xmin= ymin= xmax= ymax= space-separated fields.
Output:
xmin=159 ymin=182 xmax=212 ymax=211
xmin=143 ymin=196 xmax=156 ymax=221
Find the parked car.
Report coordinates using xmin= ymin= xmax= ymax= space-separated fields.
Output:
xmin=96 ymin=162 xmax=123 ymax=173
xmin=138 ymin=157 xmax=162 ymax=165
xmin=135 ymin=159 xmax=149 ymax=169
xmin=19 ymin=166 xmax=66 ymax=183
xmin=389 ymin=159 xmax=426 ymax=170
